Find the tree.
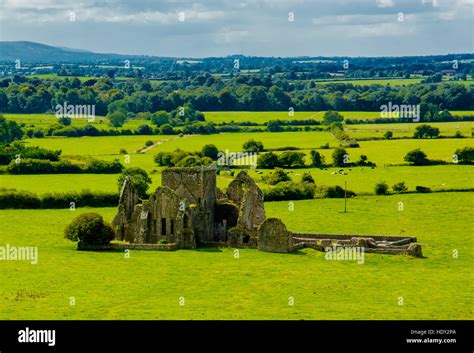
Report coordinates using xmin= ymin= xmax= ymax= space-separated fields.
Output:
xmin=332 ymin=147 xmax=348 ymax=167
xmin=454 ymin=147 xmax=474 ymax=164
xmin=243 ymin=139 xmax=264 ymax=153
xmin=257 ymin=152 xmax=279 ymax=168
xmin=267 ymin=120 xmax=283 ymax=132
xmin=323 ymin=110 xmax=344 ymax=125
xmin=310 ymin=150 xmax=324 ymax=167
xmin=278 ymin=151 xmax=305 ymax=168
xmin=414 ymin=124 xmax=440 ymax=139
xmin=201 ymin=144 xmax=219 ymax=160
xmin=404 ymin=149 xmax=429 ymax=166
xmin=0 ymin=115 xmax=24 ymax=143
xmin=135 ymin=124 xmax=153 ymax=135
xmin=117 ymin=167 xmax=152 ymax=198
xmin=64 ymin=213 xmax=115 ymax=245
xmin=160 ymin=124 xmax=175 ymax=135
xmin=384 ymin=131 xmax=393 ymax=140
xmin=107 ymin=111 xmax=127 ymax=128
xmin=392 ymin=182 xmax=408 ymax=193
xmin=265 ymin=168 xmax=291 ymax=185
xmin=151 ymin=111 xmax=170 ymax=127
xmin=374 ymin=181 xmax=389 ymax=195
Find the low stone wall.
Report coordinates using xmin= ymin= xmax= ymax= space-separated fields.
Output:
xmin=77 ymin=242 xmax=178 ymax=251
xmin=292 ymin=232 xmax=417 ymax=243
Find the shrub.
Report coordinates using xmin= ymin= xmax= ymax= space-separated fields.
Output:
xmin=384 ymin=131 xmax=393 ymax=139
xmin=375 ymin=181 xmax=389 ymax=195
xmin=6 ymin=158 xmax=82 ymax=174
xmin=84 ymin=159 xmax=123 ymax=173
xmin=119 ymin=148 xmax=127 ymax=154
xmin=454 ymin=147 xmax=474 ymax=164
xmin=392 ymin=182 xmax=408 ymax=193
xmin=404 ymin=149 xmax=429 ymax=166
xmin=64 ymin=213 xmax=115 ymax=245
xmin=301 ymin=172 xmax=315 ymax=184
xmin=145 ymin=140 xmax=154 ymax=147
xmin=201 ymin=144 xmax=219 ymax=160
xmin=160 ymin=124 xmax=175 ymax=135
xmin=135 ymin=125 xmax=153 ymax=135
xmin=58 ymin=116 xmax=72 ymax=126
xmin=0 ymin=191 xmax=41 ymax=209
xmin=277 ymin=151 xmax=305 ymax=168
xmin=242 ymin=139 xmax=264 ymax=153
xmin=263 ymin=168 xmax=291 ymax=185
xmin=257 ymin=152 xmax=279 ymax=169
xmin=414 ymin=124 xmax=440 ymax=139
xmin=416 ymin=186 xmax=431 ymax=193
xmin=263 ymin=182 xmax=316 ymax=201
xmin=323 ymin=110 xmax=344 ymax=125
xmin=316 ymin=185 xmax=356 ymax=198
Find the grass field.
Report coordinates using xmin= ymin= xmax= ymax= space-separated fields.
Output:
xmin=203 ymin=111 xmax=474 ymax=124
xmin=1 ymin=164 xmax=472 ymax=199
xmin=0 ymin=192 xmax=472 ymax=320
xmin=347 ymin=121 xmax=474 ymax=139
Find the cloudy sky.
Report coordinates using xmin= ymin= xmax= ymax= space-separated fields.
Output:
xmin=0 ymin=0 xmax=473 ymax=57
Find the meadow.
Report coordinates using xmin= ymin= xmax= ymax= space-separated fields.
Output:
xmin=0 ymin=192 xmax=472 ymax=320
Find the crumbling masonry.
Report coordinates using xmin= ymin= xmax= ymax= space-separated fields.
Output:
xmin=111 ymin=166 xmax=422 ymax=257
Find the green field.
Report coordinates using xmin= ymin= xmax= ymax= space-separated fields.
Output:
xmin=347 ymin=121 xmax=474 ymax=139
xmin=203 ymin=111 xmax=474 ymax=124
xmin=0 ymin=192 xmax=472 ymax=319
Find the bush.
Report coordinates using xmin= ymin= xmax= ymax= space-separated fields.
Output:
xmin=119 ymin=148 xmax=127 ymax=154
xmin=84 ymin=159 xmax=123 ymax=173
xmin=301 ymin=172 xmax=315 ymax=184
xmin=416 ymin=186 xmax=431 ymax=193
xmin=6 ymin=158 xmax=82 ymax=174
xmin=242 ymin=139 xmax=264 ymax=153
xmin=384 ymin=131 xmax=393 ymax=140
xmin=145 ymin=140 xmax=154 ymax=147
xmin=414 ymin=124 xmax=440 ymax=139
xmin=160 ymin=124 xmax=175 ymax=135
xmin=0 ymin=191 xmax=41 ymax=209
xmin=135 ymin=125 xmax=154 ymax=135
xmin=201 ymin=144 xmax=219 ymax=160
xmin=263 ymin=181 xmax=316 ymax=201
xmin=454 ymin=147 xmax=474 ymax=164
xmin=316 ymin=185 xmax=356 ymax=198
xmin=277 ymin=151 xmax=305 ymax=168
xmin=263 ymin=168 xmax=291 ymax=185
xmin=392 ymin=182 xmax=408 ymax=193
xmin=64 ymin=213 xmax=115 ymax=245
xmin=374 ymin=181 xmax=389 ymax=195
xmin=323 ymin=110 xmax=344 ymax=125
xmin=257 ymin=152 xmax=279 ymax=169
xmin=404 ymin=149 xmax=429 ymax=166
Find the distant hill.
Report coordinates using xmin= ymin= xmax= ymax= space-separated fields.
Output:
xmin=0 ymin=41 xmax=132 ymax=63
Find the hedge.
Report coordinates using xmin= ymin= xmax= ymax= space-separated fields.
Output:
xmin=0 ymin=190 xmax=119 ymax=209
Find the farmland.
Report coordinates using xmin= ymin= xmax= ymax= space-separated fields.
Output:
xmin=0 ymin=192 xmax=472 ymax=320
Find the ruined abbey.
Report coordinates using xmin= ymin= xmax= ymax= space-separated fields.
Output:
xmin=110 ymin=166 xmax=422 ymax=257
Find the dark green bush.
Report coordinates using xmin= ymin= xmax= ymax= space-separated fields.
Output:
xmin=64 ymin=213 xmax=115 ymax=245
xmin=416 ymin=186 xmax=431 ymax=193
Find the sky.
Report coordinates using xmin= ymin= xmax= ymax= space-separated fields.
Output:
xmin=0 ymin=0 xmax=473 ymax=58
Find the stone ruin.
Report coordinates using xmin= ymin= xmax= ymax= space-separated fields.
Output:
xmin=111 ymin=166 xmax=422 ymax=257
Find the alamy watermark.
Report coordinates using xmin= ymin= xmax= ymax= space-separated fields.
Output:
xmin=380 ymin=102 xmax=420 ymax=122
xmin=0 ymin=244 xmax=38 ymax=264
xmin=324 ymin=246 xmax=364 ymax=264
xmin=217 ymin=149 xmax=257 ymax=168
xmin=55 ymin=101 xmax=96 ymax=122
